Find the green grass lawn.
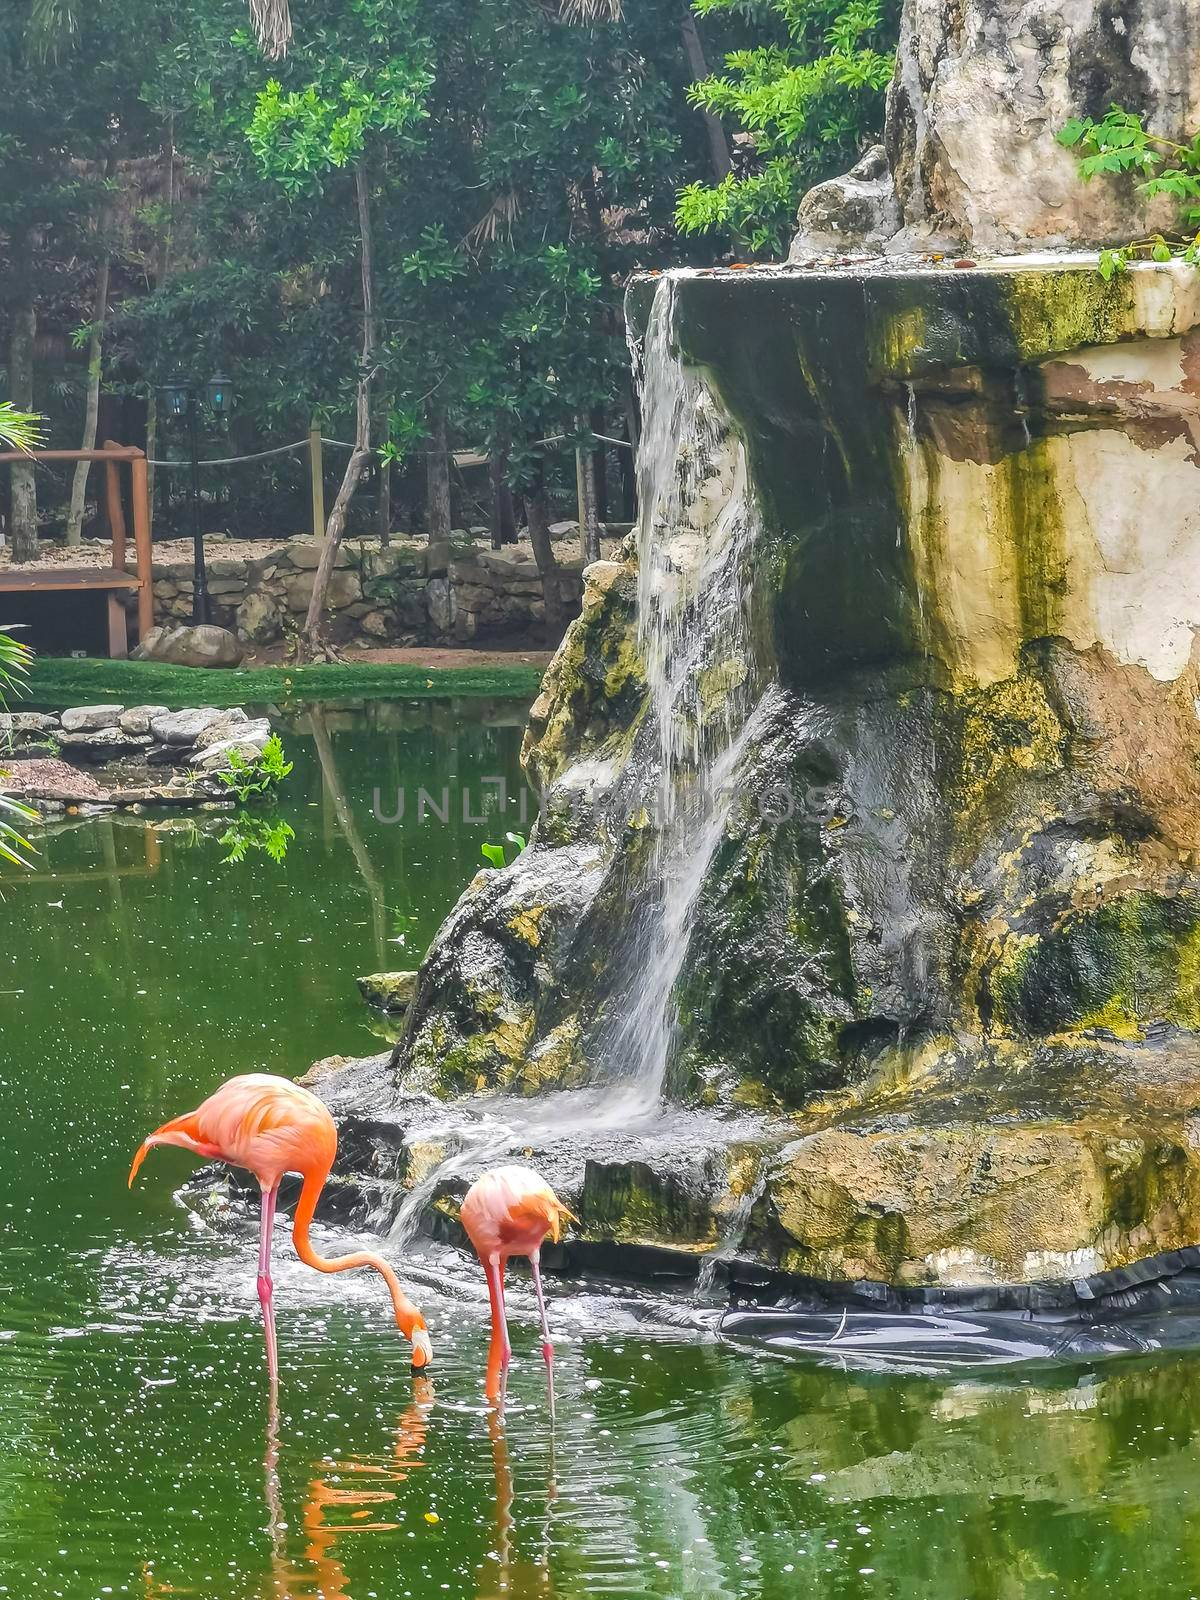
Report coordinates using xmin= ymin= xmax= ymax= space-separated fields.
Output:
xmin=27 ymin=655 xmax=546 ymax=708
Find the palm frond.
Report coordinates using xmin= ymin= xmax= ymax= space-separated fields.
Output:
xmin=0 ymin=629 xmax=36 ymax=871
xmin=0 ymin=403 xmax=46 ymax=455
xmin=25 ymin=0 xmax=78 ymax=62
xmin=0 ymin=630 xmax=32 ymax=700
xmin=0 ymin=795 xmax=37 ymax=869
xmin=558 ymin=0 xmax=623 ymax=20
xmin=462 ymin=191 xmax=522 ymax=253
xmin=248 ymin=0 xmax=293 ymax=59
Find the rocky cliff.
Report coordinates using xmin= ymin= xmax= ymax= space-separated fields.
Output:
xmin=794 ymin=0 xmax=1200 ymax=255
xmin=359 ymin=257 xmax=1200 ymax=1304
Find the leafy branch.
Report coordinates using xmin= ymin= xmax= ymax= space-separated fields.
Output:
xmin=1058 ymin=106 xmax=1200 ymax=277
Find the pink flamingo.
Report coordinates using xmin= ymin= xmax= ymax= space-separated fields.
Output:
xmin=129 ymin=1072 xmax=433 ymax=1382
xmin=460 ymin=1165 xmax=575 ymax=1411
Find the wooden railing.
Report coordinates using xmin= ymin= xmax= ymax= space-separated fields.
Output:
xmin=0 ymin=441 xmax=154 ymax=657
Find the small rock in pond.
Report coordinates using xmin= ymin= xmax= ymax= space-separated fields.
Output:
xmin=0 ymin=758 xmax=109 ymax=801
xmin=191 ymin=708 xmax=251 ymax=750
xmin=187 ymin=721 xmax=271 ymax=768
xmin=58 ymin=728 xmax=153 ymax=762
xmin=150 ymin=707 xmax=225 ymax=745
xmin=356 ymin=971 xmax=419 ymax=1011
xmin=60 ymin=704 xmax=124 ymax=733
xmin=0 ymin=711 xmax=59 ymax=736
xmin=118 ymin=704 xmax=171 ymax=736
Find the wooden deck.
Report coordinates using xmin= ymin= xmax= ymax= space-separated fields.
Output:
xmin=0 ymin=567 xmax=142 ymax=591
xmin=0 ymin=442 xmax=153 ymax=656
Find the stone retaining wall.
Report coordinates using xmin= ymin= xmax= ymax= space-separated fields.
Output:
xmin=151 ymin=535 xmax=602 ymax=649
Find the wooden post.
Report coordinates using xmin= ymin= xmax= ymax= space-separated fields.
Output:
xmin=309 ymin=421 xmax=325 ymax=539
xmin=101 ymin=442 xmax=130 ymax=658
xmin=130 ymin=453 xmax=154 ymax=640
xmin=103 ymin=443 xmax=127 ymax=570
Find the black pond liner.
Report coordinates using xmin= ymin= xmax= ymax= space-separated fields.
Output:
xmin=715 ymin=1254 xmax=1200 ymax=1371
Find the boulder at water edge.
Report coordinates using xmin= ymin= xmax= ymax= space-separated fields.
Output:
xmin=135 ymin=623 xmax=244 ymax=669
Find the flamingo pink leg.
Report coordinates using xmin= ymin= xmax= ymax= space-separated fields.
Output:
xmin=257 ymin=1182 xmax=279 ymax=1385
xmin=484 ymin=1252 xmax=511 ymax=1406
xmin=529 ymin=1251 xmax=556 ymax=1419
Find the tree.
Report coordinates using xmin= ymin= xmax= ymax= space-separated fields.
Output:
xmin=245 ymin=11 xmax=432 ymax=651
xmin=0 ymin=0 xmax=156 ymax=557
xmin=675 ymin=0 xmax=898 ymax=255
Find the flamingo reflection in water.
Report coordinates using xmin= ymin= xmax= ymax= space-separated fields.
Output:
xmin=141 ymin=1385 xmax=559 ymax=1599
xmin=479 ymin=1410 xmax=557 ymax=1600
xmin=264 ymin=1376 xmax=435 ymax=1598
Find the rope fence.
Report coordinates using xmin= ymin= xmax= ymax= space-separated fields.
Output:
xmin=144 ymin=429 xmax=633 ymax=470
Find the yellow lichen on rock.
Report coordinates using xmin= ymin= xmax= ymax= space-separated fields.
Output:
xmin=506 ymin=905 xmax=546 ymax=947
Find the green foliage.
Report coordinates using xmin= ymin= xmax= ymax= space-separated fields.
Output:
xmin=219 ymin=813 xmax=295 ymax=863
xmin=215 ymin=732 xmax=294 ymax=801
xmin=0 ymin=403 xmax=45 ymax=453
xmin=25 ymin=655 xmax=547 ymax=707
xmin=676 ymin=0 xmax=898 ymax=254
xmin=0 ymin=630 xmax=36 ymax=869
xmin=1058 ymin=106 xmax=1200 ymax=272
xmin=481 ymin=830 xmax=526 ymax=869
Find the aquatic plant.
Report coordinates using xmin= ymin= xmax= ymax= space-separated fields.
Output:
xmin=216 ymin=733 xmax=294 ymax=802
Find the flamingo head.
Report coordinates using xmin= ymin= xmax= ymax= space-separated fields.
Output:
xmin=410 ymin=1325 xmax=433 ymax=1372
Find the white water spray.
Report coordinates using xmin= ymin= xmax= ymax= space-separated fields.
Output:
xmin=388 ymin=273 xmax=770 ymax=1244
xmin=602 ymin=274 xmax=768 ymax=1106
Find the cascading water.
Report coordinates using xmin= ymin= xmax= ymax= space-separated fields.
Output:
xmin=601 ymin=273 xmax=768 ymax=1107
xmin=389 ymin=271 xmax=771 ymax=1245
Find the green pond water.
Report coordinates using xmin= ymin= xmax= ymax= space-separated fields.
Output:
xmin=5 ymin=697 xmax=1200 ymax=1599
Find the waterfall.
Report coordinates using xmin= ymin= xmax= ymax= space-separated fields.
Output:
xmin=599 ymin=274 xmax=768 ymax=1107
xmin=387 ymin=274 xmax=770 ymax=1246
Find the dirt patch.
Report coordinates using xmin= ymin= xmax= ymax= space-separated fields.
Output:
xmin=0 ymin=757 xmax=108 ymax=800
xmin=341 ymin=645 xmax=555 ymax=671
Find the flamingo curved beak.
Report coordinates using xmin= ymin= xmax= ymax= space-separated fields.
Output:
xmin=410 ymin=1327 xmax=433 ymax=1372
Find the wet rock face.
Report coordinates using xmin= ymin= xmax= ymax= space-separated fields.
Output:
xmin=382 ymin=259 xmax=1200 ymax=1298
xmin=793 ymin=0 xmax=1200 ymax=253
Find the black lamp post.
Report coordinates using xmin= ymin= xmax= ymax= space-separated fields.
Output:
xmin=160 ymin=374 xmax=233 ymax=626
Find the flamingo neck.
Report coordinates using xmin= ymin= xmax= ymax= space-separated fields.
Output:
xmin=291 ymin=1167 xmax=429 ymax=1350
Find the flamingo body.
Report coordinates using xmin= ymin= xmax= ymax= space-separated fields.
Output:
xmin=460 ymin=1165 xmax=575 ymax=1410
xmin=129 ymin=1072 xmax=431 ymax=1381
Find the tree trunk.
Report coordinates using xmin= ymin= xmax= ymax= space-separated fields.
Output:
xmin=426 ymin=407 xmax=451 ymax=540
xmin=576 ymin=420 xmax=601 ymax=564
xmin=302 ymin=160 xmax=376 ymax=654
xmin=680 ymin=10 xmax=732 ymax=181
xmin=377 ymin=451 xmax=391 ymax=547
xmin=524 ymin=458 xmax=563 ymax=643
xmin=9 ymin=291 xmax=37 ymax=565
xmin=65 ymin=252 xmax=112 ymax=545
xmin=146 ymin=120 xmax=175 ymax=537
xmin=489 ymin=424 xmax=516 ymax=548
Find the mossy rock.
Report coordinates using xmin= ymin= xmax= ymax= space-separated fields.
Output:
xmin=356 ymin=970 xmax=419 ymax=1012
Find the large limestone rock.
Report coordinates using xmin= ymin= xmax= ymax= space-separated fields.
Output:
xmin=136 ymin=623 xmax=244 ymax=669
xmin=385 ymin=258 xmax=1200 ymax=1300
xmin=60 ymin=705 xmax=123 ymax=733
xmin=793 ymin=0 xmax=1200 ymax=255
